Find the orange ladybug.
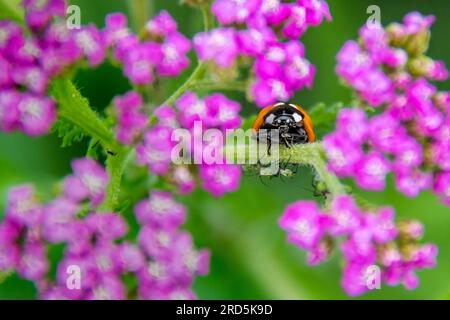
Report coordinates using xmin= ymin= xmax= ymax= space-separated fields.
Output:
xmin=252 ymin=102 xmax=315 ymax=148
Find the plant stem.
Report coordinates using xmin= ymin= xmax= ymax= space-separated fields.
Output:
xmin=127 ymin=0 xmax=152 ymax=32
xmin=189 ymin=80 xmax=247 ymax=92
xmin=162 ymin=63 xmax=207 ymax=106
xmin=101 ymin=149 xmax=130 ymax=211
xmin=227 ymin=142 xmax=346 ymax=198
xmin=160 ymin=4 xmax=213 ymax=107
xmin=51 ymin=79 xmax=117 ymax=152
xmin=51 ymin=79 xmax=129 ymax=211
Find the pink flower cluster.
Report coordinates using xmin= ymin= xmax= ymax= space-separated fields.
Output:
xmin=112 ymin=91 xmax=148 ymax=145
xmin=135 ymin=191 xmax=210 ymax=299
xmin=279 ymin=195 xmax=437 ymax=296
xmin=0 ymin=158 xmax=209 ymax=300
xmin=328 ymin=12 xmax=450 ymax=205
xmin=136 ymin=92 xmax=242 ymax=197
xmin=105 ymin=11 xmax=191 ymax=85
xmin=1 ymin=2 xmax=194 ymax=138
xmin=0 ymin=0 xmax=106 ymax=136
xmin=194 ymin=0 xmax=331 ymax=107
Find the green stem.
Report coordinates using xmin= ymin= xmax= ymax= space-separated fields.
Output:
xmin=162 ymin=63 xmax=207 ymax=106
xmin=160 ymin=4 xmax=212 ymax=107
xmin=227 ymin=142 xmax=346 ymax=198
xmin=100 ymin=150 xmax=130 ymax=211
xmin=51 ymin=79 xmax=128 ymax=211
xmin=189 ymin=80 xmax=247 ymax=92
xmin=127 ymin=0 xmax=152 ymax=32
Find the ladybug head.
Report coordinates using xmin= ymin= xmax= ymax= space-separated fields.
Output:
xmin=264 ymin=103 xmax=304 ymax=132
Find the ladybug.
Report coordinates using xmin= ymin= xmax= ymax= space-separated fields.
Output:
xmin=252 ymin=102 xmax=315 ymax=148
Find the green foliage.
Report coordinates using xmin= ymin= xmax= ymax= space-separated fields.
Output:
xmin=307 ymin=102 xmax=344 ymax=139
xmin=51 ymin=119 xmax=86 ymax=148
xmin=242 ymin=115 xmax=257 ymax=130
xmin=0 ymin=270 xmax=13 ymax=285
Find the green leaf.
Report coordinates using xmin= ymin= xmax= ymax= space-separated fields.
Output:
xmin=307 ymin=102 xmax=344 ymax=139
xmin=242 ymin=115 xmax=257 ymax=131
xmin=0 ymin=270 xmax=13 ymax=284
xmin=51 ymin=119 xmax=86 ymax=147
xmin=0 ymin=0 xmax=24 ymax=24
xmin=51 ymin=78 xmax=117 ymax=151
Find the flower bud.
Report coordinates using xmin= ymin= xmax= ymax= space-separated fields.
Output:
xmin=404 ymin=30 xmax=430 ymax=57
xmin=398 ymin=220 xmax=424 ymax=240
xmin=408 ymin=55 xmax=433 ymax=77
xmin=433 ymin=92 xmax=450 ymax=112
xmin=386 ymin=23 xmax=408 ymax=47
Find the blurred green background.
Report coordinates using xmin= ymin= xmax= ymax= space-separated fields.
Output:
xmin=0 ymin=0 xmax=449 ymax=299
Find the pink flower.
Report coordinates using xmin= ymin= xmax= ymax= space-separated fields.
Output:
xmin=173 ymin=166 xmax=196 ymax=194
xmin=63 ymin=158 xmax=109 ymax=206
xmin=395 ymin=170 xmax=432 ymax=197
xmin=134 ymin=191 xmax=186 ymax=229
xmin=146 ymin=10 xmax=178 ymax=38
xmin=403 ymin=12 xmax=435 ymax=34
xmin=17 ymin=243 xmax=49 ymax=281
xmin=193 ymin=28 xmax=239 ymax=68
xmin=279 ymin=201 xmax=327 ymax=250
xmin=113 ymin=91 xmax=148 ymax=145
xmin=11 ymin=66 xmax=49 ymax=94
xmin=434 ymin=171 xmax=450 ymax=206
xmin=365 ymin=207 xmax=398 ymax=244
xmin=354 ymin=152 xmax=390 ymax=191
xmin=335 ymin=108 xmax=368 ymax=144
xmin=204 ymin=93 xmax=242 ymax=130
xmin=41 ymin=198 xmax=79 ymax=243
xmin=237 ymin=28 xmax=276 ymax=57
xmin=199 ymin=164 xmax=241 ymax=197
xmin=328 ymin=195 xmax=361 ymax=236
xmin=0 ymin=90 xmax=20 ymax=132
xmin=298 ymin=0 xmax=332 ymax=26
xmin=323 ymin=133 xmax=363 ymax=177
xmin=281 ymin=5 xmax=308 ymax=39
xmin=114 ymin=243 xmax=146 ymax=273
xmin=23 ymin=0 xmax=66 ymax=30
xmin=5 ymin=185 xmax=42 ymax=227
xmin=175 ymin=92 xmax=210 ymax=128
xmin=368 ymin=113 xmax=407 ymax=153
xmin=86 ymin=213 xmax=128 ymax=241
xmin=341 ymin=263 xmax=372 ymax=296
xmin=212 ymin=0 xmax=262 ymax=25
xmin=136 ymin=125 xmax=174 ymax=175
xmin=353 ymin=69 xmax=394 ymax=107
xmin=341 ymin=229 xmax=377 ymax=264
xmin=251 ymin=77 xmax=291 ymax=107
xmin=17 ymin=94 xmax=56 ymax=136
xmin=123 ymin=42 xmax=162 ymax=85
xmin=74 ymin=25 xmax=106 ymax=67
xmin=104 ymin=13 xmax=130 ymax=46
xmin=157 ymin=32 xmax=191 ymax=76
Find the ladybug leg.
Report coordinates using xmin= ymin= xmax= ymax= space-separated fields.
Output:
xmin=281 ymin=136 xmax=291 ymax=148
